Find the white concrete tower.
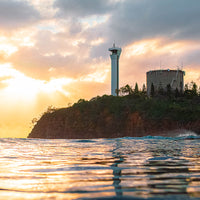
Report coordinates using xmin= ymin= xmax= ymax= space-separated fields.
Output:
xmin=108 ymin=43 xmax=122 ymax=96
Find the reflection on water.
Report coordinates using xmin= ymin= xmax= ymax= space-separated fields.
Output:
xmin=111 ymin=140 xmax=124 ymax=197
xmin=0 ymin=136 xmax=199 ymax=199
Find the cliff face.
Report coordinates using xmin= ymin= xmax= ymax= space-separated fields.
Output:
xmin=28 ymin=111 xmax=200 ymax=139
xmin=28 ymin=95 xmax=200 ymax=139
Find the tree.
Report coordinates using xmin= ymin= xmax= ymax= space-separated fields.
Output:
xmin=45 ymin=105 xmax=57 ymax=114
xmin=77 ymin=99 xmax=86 ymax=104
xmin=184 ymin=83 xmax=189 ymax=91
xmin=184 ymin=83 xmax=190 ymax=97
xmin=191 ymin=81 xmax=197 ymax=96
xmin=142 ymin=84 xmax=146 ymax=93
xmin=184 ymin=82 xmax=198 ymax=98
xmin=31 ymin=117 xmax=38 ymax=128
xmin=120 ymin=84 xmax=133 ymax=96
xmin=150 ymin=83 xmax=155 ymax=97
xmin=141 ymin=84 xmax=147 ymax=96
xmin=134 ymin=83 xmax=139 ymax=94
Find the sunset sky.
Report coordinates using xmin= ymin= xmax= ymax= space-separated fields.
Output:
xmin=0 ymin=0 xmax=200 ymax=138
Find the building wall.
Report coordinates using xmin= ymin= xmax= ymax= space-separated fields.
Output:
xmin=146 ymin=70 xmax=185 ymax=96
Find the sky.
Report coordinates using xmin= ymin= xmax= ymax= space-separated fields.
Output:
xmin=0 ymin=0 xmax=200 ymax=138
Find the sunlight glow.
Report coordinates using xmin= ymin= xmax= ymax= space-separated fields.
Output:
xmin=20 ymin=36 xmax=35 ymax=47
xmin=0 ymin=31 xmax=35 ymax=48
xmin=0 ymin=64 xmax=74 ymax=102
xmin=0 ymin=63 xmax=77 ymax=138
xmin=42 ymin=78 xmax=74 ymax=96
xmin=125 ymin=40 xmax=157 ymax=57
xmin=80 ymin=69 xmax=109 ymax=83
xmin=0 ymin=44 xmax=18 ymax=56
xmin=184 ymin=69 xmax=200 ymax=85
xmin=159 ymin=42 xmax=186 ymax=54
xmin=125 ymin=39 xmax=186 ymax=58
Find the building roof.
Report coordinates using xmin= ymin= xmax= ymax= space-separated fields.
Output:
xmin=146 ymin=69 xmax=185 ymax=74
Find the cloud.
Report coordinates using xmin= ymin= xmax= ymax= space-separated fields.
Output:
xmin=9 ymin=46 xmax=93 ymax=79
xmin=6 ymin=26 xmax=106 ymax=80
xmin=54 ymin=0 xmax=115 ymax=18
xmin=5 ymin=0 xmax=200 ymax=86
xmin=182 ymin=47 xmax=200 ymax=67
xmin=0 ymin=0 xmax=40 ymax=30
xmin=118 ymin=39 xmax=200 ymax=88
xmin=84 ymin=0 xmax=200 ymax=58
xmin=4 ymin=0 xmax=200 ymax=83
xmin=109 ymin=0 xmax=200 ymax=43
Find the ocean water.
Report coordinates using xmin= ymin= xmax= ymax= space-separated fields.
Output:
xmin=0 ymin=133 xmax=200 ymax=200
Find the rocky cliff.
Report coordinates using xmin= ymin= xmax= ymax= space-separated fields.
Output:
xmin=28 ymin=95 xmax=200 ymax=139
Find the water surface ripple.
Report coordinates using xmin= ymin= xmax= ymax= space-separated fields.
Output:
xmin=0 ymin=135 xmax=199 ymax=199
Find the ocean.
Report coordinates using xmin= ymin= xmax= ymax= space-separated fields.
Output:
xmin=0 ymin=132 xmax=200 ymax=200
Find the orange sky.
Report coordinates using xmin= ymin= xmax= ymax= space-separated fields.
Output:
xmin=0 ymin=0 xmax=200 ymax=138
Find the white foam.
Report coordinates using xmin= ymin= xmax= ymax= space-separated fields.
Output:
xmin=177 ymin=130 xmax=198 ymax=137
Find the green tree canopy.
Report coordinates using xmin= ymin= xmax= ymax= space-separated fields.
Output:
xmin=134 ymin=83 xmax=139 ymax=94
xmin=120 ymin=84 xmax=133 ymax=95
xmin=150 ymin=83 xmax=155 ymax=97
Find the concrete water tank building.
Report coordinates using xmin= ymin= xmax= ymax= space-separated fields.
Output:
xmin=108 ymin=43 xmax=122 ymax=96
xmin=146 ymin=69 xmax=185 ymax=96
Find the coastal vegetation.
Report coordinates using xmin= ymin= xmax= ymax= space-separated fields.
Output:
xmin=28 ymin=81 xmax=200 ymax=139
xmin=70 ymin=81 xmax=200 ymax=122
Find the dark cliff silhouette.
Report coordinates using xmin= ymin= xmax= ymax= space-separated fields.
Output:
xmin=28 ymin=94 xmax=200 ymax=139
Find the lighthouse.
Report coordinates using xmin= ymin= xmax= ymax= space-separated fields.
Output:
xmin=108 ymin=43 xmax=122 ymax=96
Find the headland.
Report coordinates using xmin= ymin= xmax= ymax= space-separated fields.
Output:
xmin=28 ymin=91 xmax=200 ymax=139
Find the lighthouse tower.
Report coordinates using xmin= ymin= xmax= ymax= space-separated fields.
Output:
xmin=108 ymin=43 xmax=122 ymax=96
